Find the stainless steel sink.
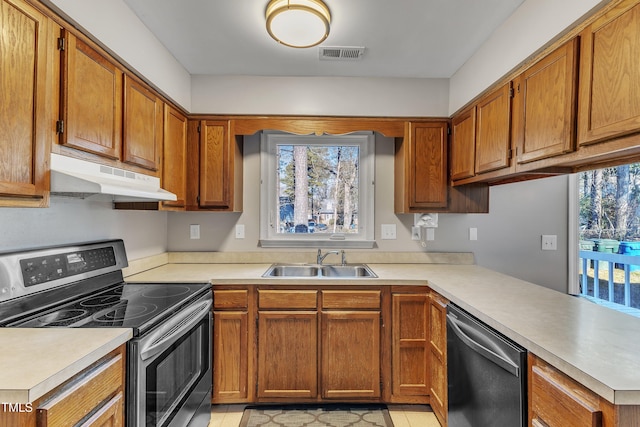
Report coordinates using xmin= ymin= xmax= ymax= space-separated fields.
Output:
xmin=262 ymin=263 xmax=377 ymax=278
xmin=263 ymin=264 xmax=320 ymax=277
xmin=320 ymin=265 xmax=377 ymax=277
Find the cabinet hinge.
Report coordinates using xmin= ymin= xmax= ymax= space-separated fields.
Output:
xmin=508 ymin=148 xmax=514 ymax=159
xmin=196 ymin=195 xmax=200 ymax=205
xmin=447 ymin=127 xmax=451 ymax=136
xmin=509 ymin=87 xmax=515 ymax=98
xmin=197 ymin=124 xmax=201 ymax=133
xmin=56 ymin=120 xmax=64 ymax=134
xmin=57 ymin=37 xmax=65 ymax=51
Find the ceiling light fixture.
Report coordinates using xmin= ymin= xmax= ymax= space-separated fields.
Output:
xmin=265 ymin=0 xmax=331 ymax=48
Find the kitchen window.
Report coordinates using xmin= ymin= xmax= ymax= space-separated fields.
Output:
xmin=259 ymin=132 xmax=375 ymax=248
xmin=571 ymin=163 xmax=640 ymax=317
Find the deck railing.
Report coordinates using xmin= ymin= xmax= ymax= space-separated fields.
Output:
xmin=579 ymin=250 xmax=640 ymax=307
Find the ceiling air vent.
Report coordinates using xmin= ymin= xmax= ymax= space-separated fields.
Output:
xmin=319 ymin=46 xmax=365 ymax=61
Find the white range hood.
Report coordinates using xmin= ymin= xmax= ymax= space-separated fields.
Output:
xmin=50 ymin=153 xmax=177 ymax=202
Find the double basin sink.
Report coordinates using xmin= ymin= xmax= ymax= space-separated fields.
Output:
xmin=262 ymin=263 xmax=377 ymax=278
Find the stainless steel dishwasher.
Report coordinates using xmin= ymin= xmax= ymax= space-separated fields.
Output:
xmin=447 ymin=303 xmax=527 ymax=427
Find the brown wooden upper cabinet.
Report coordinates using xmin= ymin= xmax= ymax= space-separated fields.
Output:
xmin=450 ymin=106 xmax=477 ymax=181
xmin=0 ymin=0 xmax=51 ymax=207
xmin=123 ymin=75 xmax=162 ymax=171
xmin=189 ymin=120 xmax=243 ymax=211
xmin=162 ymin=104 xmax=188 ymax=210
xmin=395 ymin=121 xmax=448 ymax=212
xmin=475 ymin=82 xmax=512 ymax=174
xmin=513 ymin=38 xmax=579 ymax=164
xmin=578 ymin=0 xmax=640 ymax=147
xmin=59 ymin=29 xmax=123 ymax=160
xmin=450 ymin=83 xmax=512 ymax=184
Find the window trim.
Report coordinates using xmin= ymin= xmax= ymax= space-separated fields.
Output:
xmin=259 ymin=131 xmax=375 ymax=248
xmin=568 ymin=173 xmax=579 ymax=295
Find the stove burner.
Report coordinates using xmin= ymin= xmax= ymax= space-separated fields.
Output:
xmin=141 ymin=285 xmax=191 ymax=298
xmin=80 ymin=295 xmax=121 ymax=308
xmin=94 ymin=302 xmax=158 ymax=322
xmin=37 ymin=309 xmax=88 ymax=326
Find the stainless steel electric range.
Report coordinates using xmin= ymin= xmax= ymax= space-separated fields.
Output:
xmin=0 ymin=239 xmax=212 ymax=427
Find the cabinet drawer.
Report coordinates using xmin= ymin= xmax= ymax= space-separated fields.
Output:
xmin=37 ymin=350 xmax=124 ymax=426
xmin=322 ymin=290 xmax=381 ymax=309
xmin=258 ymin=290 xmax=317 ymax=309
xmin=214 ymin=289 xmax=248 ymax=309
xmin=530 ymin=356 xmax=602 ymax=427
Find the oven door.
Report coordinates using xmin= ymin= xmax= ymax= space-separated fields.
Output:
xmin=128 ymin=293 xmax=212 ymax=427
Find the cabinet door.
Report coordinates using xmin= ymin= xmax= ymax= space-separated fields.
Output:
xmin=60 ymin=30 xmax=123 ymax=160
xmin=0 ymin=0 xmax=50 ymax=206
xmin=213 ymin=311 xmax=249 ymax=403
xmin=450 ymin=107 xmax=476 ymax=181
xmin=428 ymin=292 xmax=448 ymax=427
xmin=162 ymin=104 xmax=187 ymax=209
xmin=391 ymin=293 xmax=429 ymax=400
xmin=395 ymin=121 xmax=448 ymax=212
xmin=514 ymin=38 xmax=578 ymax=164
xmin=321 ymin=311 xmax=381 ymax=399
xmin=578 ymin=0 xmax=640 ymax=146
xmin=411 ymin=122 xmax=448 ymax=209
xmin=199 ymin=120 xmax=235 ymax=209
xmin=123 ymin=75 xmax=162 ymax=171
xmin=257 ymin=311 xmax=318 ymax=399
xmin=475 ymin=83 xmax=512 ymax=173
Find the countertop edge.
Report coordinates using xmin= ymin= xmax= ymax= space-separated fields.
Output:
xmin=0 ymin=328 xmax=132 ymax=404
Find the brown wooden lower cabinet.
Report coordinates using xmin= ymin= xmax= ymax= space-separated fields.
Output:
xmin=391 ymin=291 xmax=430 ymax=402
xmin=212 ymin=288 xmax=252 ymax=403
xmin=321 ymin=310 xmax=381 ymax=399
xmin=0 ymin=346 xmax=126 ymax=427
xmin=257 ymin=311 xmax=318 ymax=399
xmin=529 ymin=353 xmax=640 ymax=427
xmin=428 ymin=291 xmax=449 ymax=427
xmin=213 ymin=285 xmax=444 ymax=405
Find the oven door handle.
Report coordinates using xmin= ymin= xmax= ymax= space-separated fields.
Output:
xmin=140 ymin=299 xmax=212 ymax=361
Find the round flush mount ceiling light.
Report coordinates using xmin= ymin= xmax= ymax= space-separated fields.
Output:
xmin=266 ymin=0 xmax=331 ymax=48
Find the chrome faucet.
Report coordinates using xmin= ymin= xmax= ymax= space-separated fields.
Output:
xmin=317 ymin=249 xmax=340 ymax=265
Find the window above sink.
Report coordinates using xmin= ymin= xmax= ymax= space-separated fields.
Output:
xmin=259 ymin=131 xmax=375 ymax=248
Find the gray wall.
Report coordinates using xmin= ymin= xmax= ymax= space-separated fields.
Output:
xmin=167 ymin=135 xmax=569 ymax=293
xmin=0 ymin=196 xmax=168 ymax=261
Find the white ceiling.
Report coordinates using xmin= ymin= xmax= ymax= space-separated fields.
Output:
xmin=122 ymin=0 xmax=526 ymax=79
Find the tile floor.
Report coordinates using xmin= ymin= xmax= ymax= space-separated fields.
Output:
xmin=209 ymin=404 xmax=441 ymax=427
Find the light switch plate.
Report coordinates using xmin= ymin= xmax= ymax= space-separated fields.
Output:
xmin=469 ymin=227 xmax=478 ymax=241
xmin=190 ymin=224 xmax=200 ymax=240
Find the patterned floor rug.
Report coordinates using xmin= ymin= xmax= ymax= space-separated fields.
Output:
xmin=239 ymin=405 xmax=394 ymax=427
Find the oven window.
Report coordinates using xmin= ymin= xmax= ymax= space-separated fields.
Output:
xmin=146 ymin=317 xmax=210 ymax=427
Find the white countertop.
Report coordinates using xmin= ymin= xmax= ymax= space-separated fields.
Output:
xmin=126 ymin=259 xmax=640 ymax=405
xmin=0 ymin=328 xmax=132 ymax=403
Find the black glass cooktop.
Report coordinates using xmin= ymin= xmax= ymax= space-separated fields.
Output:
xmin=7 ymin=282 xmax=210 ymax=336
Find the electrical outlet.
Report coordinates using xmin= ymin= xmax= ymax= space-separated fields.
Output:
xmin=190 ymin=224 xmax=200 ymax=240
xmin=235 ymin=224 xmax=245 ymax=239
xmin=381 ymin=224 xmax=397 ymax=240
xmin=469 ymin=227 xmax=478 ymax=241
xmin=542 ymin=235 xmax=557 ymax=251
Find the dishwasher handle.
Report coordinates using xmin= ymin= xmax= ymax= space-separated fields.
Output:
xmin=447 ymin=312 xmax=520 ymax=377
